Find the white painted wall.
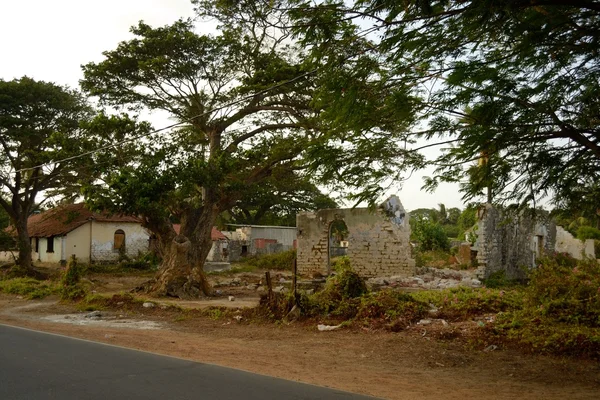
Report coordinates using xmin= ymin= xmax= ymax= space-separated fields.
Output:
xmin=36 ymin=236 xmax=64 ymax=263
xmin=89 ymin=221 xmax=150 ymax=262
xmin=555 ymin=226 xmax=596 ymax=259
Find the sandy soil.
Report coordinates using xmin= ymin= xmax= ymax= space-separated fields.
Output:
xmin=0 ymin=293 xmax=599 ymax=400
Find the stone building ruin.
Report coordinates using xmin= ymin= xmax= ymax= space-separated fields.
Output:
xmin=470 ymin=204 xmax=596 ymax=280
xmin=296 ymin=195 xmax=415 ymax=278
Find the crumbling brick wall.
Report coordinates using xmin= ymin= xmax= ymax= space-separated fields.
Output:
xmin=296 ymin=195 xmax=415 ymax=278
xmin=474 ymin=204 xmax=556 ymax=279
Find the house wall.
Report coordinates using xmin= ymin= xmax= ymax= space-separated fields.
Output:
xmin=63 ymin=223 xmax=92 ymax=263
xmin=36 ymin=236 xmax=65 ymax=263
xmin=555 ymin=226 xmax=596 ymax=259
xmin=89 ymin=221 xmax=149 ymax=263
xmin=297 ymin=195 xmax=415 ymax=278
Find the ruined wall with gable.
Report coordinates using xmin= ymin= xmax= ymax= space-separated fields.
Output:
xmin=296 ymin=196 xmax=415 ymax=278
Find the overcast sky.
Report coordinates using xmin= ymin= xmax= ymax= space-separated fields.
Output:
xmin=0 ymin=0 xmax=467 ymax=212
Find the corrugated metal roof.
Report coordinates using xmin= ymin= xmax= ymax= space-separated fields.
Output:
xmin=23 ymin=203 xmax=141 ymax=238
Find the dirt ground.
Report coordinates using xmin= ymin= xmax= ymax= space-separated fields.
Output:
xmin=1 ymin=270 xmax=599 ymax=400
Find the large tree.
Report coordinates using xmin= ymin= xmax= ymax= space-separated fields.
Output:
xmin=0 ymin=77 xmax=146 ymax=274
xmin=0 ymin=77 xmax=95 ymax=273
xmin=81 ymin=3 xmax=414 ymax=297
xmin=286 ymin=0 xmax=600 ymax=206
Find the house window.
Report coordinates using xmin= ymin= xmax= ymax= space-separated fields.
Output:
xmin=114 ymin=230 xmax=126 ymax=251
xmin=35 ymin=238 xmax=39 ymax=253
xmin=47 ymin=236 xmax=54 ymax=253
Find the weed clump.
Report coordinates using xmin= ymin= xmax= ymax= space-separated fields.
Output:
xmin=60 ymin=256 xmax=87 ymax=301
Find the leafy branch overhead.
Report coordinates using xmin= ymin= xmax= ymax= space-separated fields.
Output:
xmin=286 ymin=0 xmax=600 ymax=206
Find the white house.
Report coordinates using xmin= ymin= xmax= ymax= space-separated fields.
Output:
xmin=6 ymin=203 xmax=150 ymax=264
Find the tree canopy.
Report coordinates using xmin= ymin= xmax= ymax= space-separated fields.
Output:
xmin=0 ymin=77 xmax=138 ymax=272
xmin=285 ymin=0 xmax=600 ymax=207
xmin=80 ymin=3 xmax=414 ymax=297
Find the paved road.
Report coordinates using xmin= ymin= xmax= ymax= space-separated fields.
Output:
xmin=0 ymin=324 xmax=376 ymax=400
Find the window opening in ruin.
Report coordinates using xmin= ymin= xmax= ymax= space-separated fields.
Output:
xmin=241 ymin=245 xmax=248 ymax=257
xmin=114 ymin=229 xmax=126 ymax=251
xmin=328 ymin=219 xmax=349 ymax=273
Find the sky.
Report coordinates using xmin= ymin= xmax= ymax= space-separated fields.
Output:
xmin=0 ymin=0 xmax=467 ymax=212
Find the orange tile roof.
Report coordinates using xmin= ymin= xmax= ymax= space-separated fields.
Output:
xmin=24 ymin=203 xmax=141 ymax=238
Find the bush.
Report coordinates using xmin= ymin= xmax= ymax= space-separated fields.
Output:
xmin=356 ymin=290 xmax=427 ymax=327
xmin=576 ymin=226 xmax=600 ymax=241
xmin=487 ymin=255 xmax=600 ymax=357
xmin=245 ymin=249 xmax=296 ymax=270
xmin=524 ymin=255 xmax=600 ymax=327
xmin=411 ymin=216 xmax=450 ymax=251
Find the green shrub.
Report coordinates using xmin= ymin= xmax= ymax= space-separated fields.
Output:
xmin=411 ymin=216 xmax=450 ymax=251
xmin=524 ymin=255 xmax=600 ymax=327
xmin=576 ymin=226 xmax=600 ymax=241
xmin=245 ymin=249 xmax=296 ymax=270
xmin=356 ymin=290 xmax=427 ymax=325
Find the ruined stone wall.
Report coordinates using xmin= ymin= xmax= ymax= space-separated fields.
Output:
xmin=475 ymin=205 xmax=556 ymax=279
xmin=296 ymin=196 xmax=415 ymax=278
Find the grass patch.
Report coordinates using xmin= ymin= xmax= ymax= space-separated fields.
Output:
xmin=0 ymin=277 xmax=59 ymax=299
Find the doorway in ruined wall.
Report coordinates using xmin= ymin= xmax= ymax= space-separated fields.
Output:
xmin=328 ymin=218 xmax=349 ymax=274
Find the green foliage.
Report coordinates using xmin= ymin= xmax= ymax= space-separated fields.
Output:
xmin=245 ymin=250 xmax=296 ymax=271
xmin=355 ymin=290 xmax=427 ymax=327
xmin=576 ymin=226 xmax=600 ymax=241
xmin=488 ymin=255 xmax=600 ymax=357
xmin=457 ymin=205 xmax=478 ymax=236
xmin=525 ymin=255 xmax=600 ymax=327
xmin=222 ymin=171 xmax=337 ymax=227
xmin=329 ymin=256 xmax=368 ymax=298
xmin=411 ymin=216 xmax=450 ymax=251
xmin=0 ymin=278 xmax=59 ymax=299
xmin=288 ymin=0 xmax=600 ymax=206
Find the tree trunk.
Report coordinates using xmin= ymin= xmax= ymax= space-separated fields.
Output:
xmin=14 ymin=216 xmax=33 ymax=273
xmin=138 ymin=205 xmax=217 ymax=298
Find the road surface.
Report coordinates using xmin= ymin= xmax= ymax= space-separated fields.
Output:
xmin=0 ymin=324 xmax=376 ymax=400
